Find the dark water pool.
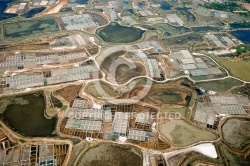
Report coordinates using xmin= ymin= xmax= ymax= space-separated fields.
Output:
xmin=21 ymin=7 xmax=46 ymax=18
xmin=153 ymin=0 xmax=172 ymax=10
xmin=2 ymin=93 xmax=57 ymax=137
xmin=60 ymin=7 xmax=73 ymax=12
xmin=230 ymin=30 xmax=250 ymax=44
xmin=69 ymin=0 xmax=88 ymax=4
xmin=96 ymin=22 xmax=145 ymax=43
xmin=230 ymin=22 xmax=250 ymax=29
xmin=192 ymin=26 xmax=224 ymax=32
xmin=138 ymin=2 xmax=146 ymax=9
xmin=177 ymin=7 xmax=196 ymax=22
xmin=0 ymin=0 xmax=17 ymax=21
xmin=121 ymin=9 xmax=134 ymax=16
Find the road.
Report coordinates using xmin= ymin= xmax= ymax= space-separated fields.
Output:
xmin=1 ymin=43 xmax=249 ymax=166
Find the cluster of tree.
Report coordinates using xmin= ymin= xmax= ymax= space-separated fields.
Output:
xmin=204 ymin=2 xmax=245 ymax=12
xmin=235 ymin=44 xmax=250 ymax=54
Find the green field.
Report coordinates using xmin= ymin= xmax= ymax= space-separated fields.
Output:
xmin=3 ymin=18 xmax=59 ymax=38
xmin=195 ymin=6 xmax=209 ymax=15
xmin=195 ymin=78 xmax=243 ymax=91
xmin=151 ymin=91 xmax=183 ymax=104
xmin=163 ymin=107 xmax=187 ymax=117
xmin=216 ymin=58 xmax=250 ymax=81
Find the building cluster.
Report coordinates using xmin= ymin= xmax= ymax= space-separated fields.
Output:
xmin=136 ymin=41 xmax=166 ymax=54
xmin=127 ymin=41 xmax=167 ymax=81
xmin=98 ymin=0 xmax=120 ymax=21
xmin=112 ymin=112 xmax=130 ymax=137
xmin=92 ymin=0 xmax=183 ymax=26
xmin=94 ymin=0 xmax=119 ymax=21
xmin=194 ymin=94 xmax=250 ymax=129
xmin=0 ymin=61 xmax=97 ymax=93
xmin=5 ymin=2 xmax=28 ymax=14
xmin=166 ymin=14 xmax=184 ymax=26
xmin=203 ymin=0 xmax=227 ymax=3
xmin=61 ymin=99 xmax=158 ymax=143
xmin=170 ymin=50 xmax=225 ymax=78
xmin=193 ymin=0 xmax=227 ymax=4
xmin=62 ymin=99 xmax=110 ymax=138
xmin=108 ymin=0 xmax=119 ymax=21
xmin=210 ymin=11 xmax=230 ymax=18
xmin=122 ymin=16 xmax=137 ymax=25
xmin=61 ymin=14 xmax=99 ymax=30
xmin=32 ymin=0 xmax=57 ymax=6
xmin=0 ymin=130 xmax=68 ymax=165
xmin=112 ymin=111 xmax=155 ymax=142
xmin=208 ymin=49 xmax=236 ymax=56
xmin=0 ymin=51 xmax=88 ymax=73
xmin=204 ymin=34 xmax=236 ymax=47
xmin=138 ymin=9 xmax=155 ymax=16
xmin=50 ymin=34 xmax=88 ymax=49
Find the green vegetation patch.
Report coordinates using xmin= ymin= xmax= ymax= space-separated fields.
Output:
xmin=220 ymin=144 xmax=250 ymax=166
xmin=140 ymin=25 xmax=155 ymax=30
xmin=232 ymin=83 xmax=250 ymax=97
xmin=77 ymin=143 xmax=142 ymax=166
xmin=3 ymin=18 xmax=59 ymax=38
xmin=0 ymin=96 xmax=28 ymax=113
xmin=96 ymin=22 xmax=145 ymax=43
xmin=215 ymin=58 xmax=250 ymax=82
xmin=61 ymin=105 xmax=68 ymax=111
xmin=115 ymin=63 xmax=145 ymax=84
xmin=195 ymin=78 xmax=243 ymax=91
xmin=204 ymin=2 xmax=246 ymax=12
xmin=121 ymin=9 xmax=134 ymax=16
xmin=46 ymin=108 xmax=58 ymax=117
xmin=68 ymin=142 xmax=87 ymax=166
xmin=195 ymin=6 xmax=209 ymax=15
xmin=19 ymin=139 xmax=27 ymax=143
xmin=89 ymin=13 xmax=109 ymax=26
xmin=50 ymin=94 xmax=63 ymax=108
xmin=160 ymin=119 xmax=216 ymax=146
xmin=186 ymin=154 xmax=223 ymax=166
xmin=151 ymin=90 xmax=183 ymax=104
xmin=222 ymin=118 xmax=250 ymax=149
xmin=85 ymin=81 xmax=120 ymax=98
xmin=156 ymin=23 xmax=191 ymax=36
xmin=235 ymin=44 xmax=250 ymax=54
xmin=162 ymin=33 xmax=203 ymax=46
xmin=191 ymin=26 xmax=224 ymax=32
